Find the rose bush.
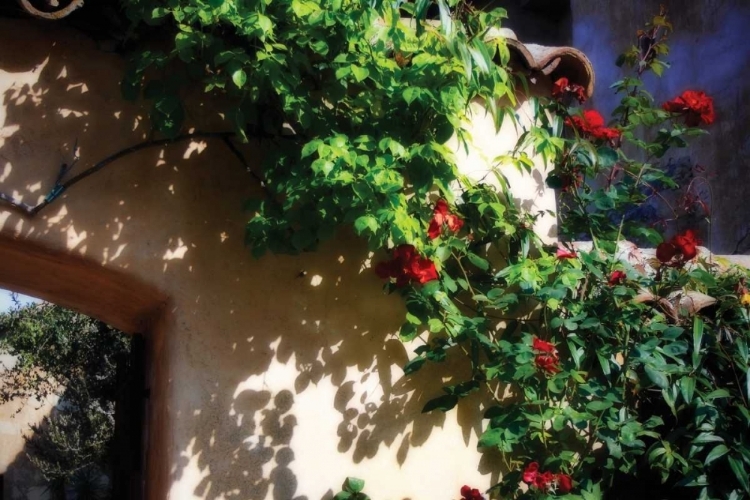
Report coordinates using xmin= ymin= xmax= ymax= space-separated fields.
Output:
xmin=120 ymin=1 xmax=748 ymax=498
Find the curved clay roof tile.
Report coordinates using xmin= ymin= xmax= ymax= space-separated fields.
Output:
xmin=485 ymin=27 xmax=595 ymax=99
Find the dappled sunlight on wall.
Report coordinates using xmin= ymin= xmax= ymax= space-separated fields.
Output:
xmin=0 ymin=16 xmax=573 ymax=500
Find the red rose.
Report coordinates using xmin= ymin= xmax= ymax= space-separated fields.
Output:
xmin=566 ymin=110 xmax=620 ymax=143
xmin=556 ymin=246 xmax=577 ymax=260
xmin=656 ymin=242 xmax=677 ymax=263
xmin=375 ymin=244 xmax=438 ymax=286
xmin=534 ymin=471 xmax=554 ymax=490
xmin=608 ymin=270 xmax=627 ymax=286
xmin=533 ymin=338 xmax=557 ymax=355
xmin=672 ymin=229 xmax=700 ymax=260
xmin=552 ymin=77 xmax=587 ymax=103
xmin=556 ymin=474 xmax=573 ymax=493
xmin=522 ymin=462 xmax=539 ymax=484
xmin=535 ymin=354 xmax=561 ymax=374
xmin=459 ymin=485 xmax=484 ymax=500
xmin=409 ymin=254 xmax=439 ymax=284
xmin=657 ymin=230 xmax=701 ymax=265
xmin=663 ymin=90 xmax=715 ymax=126
xmin=428 ymin=199 xmax=464 ymax=239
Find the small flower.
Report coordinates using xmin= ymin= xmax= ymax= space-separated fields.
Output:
xmin=556 ymin=246 xmax=577 ymax=260
xmin=428 ymin=199 xmax=464 ymax=240
xmin=663 ymin=90 xmax=715 ymax=126
xmin=556 ymin=474 xmax=573 ymax=493
xmin=608 ymin=270 xmax=627 ymax=286
xmin=375 ymin=244 xmax=438 ymax=286
xmin=566 ymin=110 xmax=621 ymax=143
xmin=741 ymin=293 xmax=750 ymax=307
xmin=552 ymin=77 xmax=587 ymax=103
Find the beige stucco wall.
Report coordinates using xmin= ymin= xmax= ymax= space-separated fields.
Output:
xmin=0 ymin=19 xmax=562 ymax=500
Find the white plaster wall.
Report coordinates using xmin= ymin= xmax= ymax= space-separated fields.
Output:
xmin=0 ymin=18 xmax=559 ymax=500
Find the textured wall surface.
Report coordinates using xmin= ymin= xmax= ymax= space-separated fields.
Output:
xmin=0 ymin=18 xmax=566 ymax=500
xmin=571 ymin=0 xmax=750 ymax=254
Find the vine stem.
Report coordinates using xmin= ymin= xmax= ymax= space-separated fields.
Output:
xmin=0 ymin=131 xmax=277 ymax=217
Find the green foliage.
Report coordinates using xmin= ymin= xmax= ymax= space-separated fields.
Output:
xmin=0 ymin=302 xmax=130 ymax=489
xmin=118 ymin=2 xmax=748 ymax=498
xmin=334 ymin=477 xmax=370 ymax=500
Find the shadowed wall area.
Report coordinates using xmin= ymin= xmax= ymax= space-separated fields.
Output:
xmin=0 ymin=17 xmax=537 ymax=499
xmin=571 ymin=0 xmax=750 ymax=254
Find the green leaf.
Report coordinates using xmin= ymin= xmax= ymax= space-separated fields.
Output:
xmin=344 ymin=477 xmax=365 ymax=494
xmin=477 ymin=427 xmax=503 ymax=449
xmin=354 ymin=215 xmax=378 ymax=236
xmin=645 ymin=365 xmax=669 ymax=389
xmin=403 ymin=357 xmax=425 ymax=375
xmin=693 ymin=317 xmax=704 ymax=369
xmin=334 ymin=493 xmax=352 ymax=500
xmin=704 ymin=444 xmax=729 ymax=465
xmin=680 ymin=376 xmax=695 ymax=404
xmin=422 ymin=394 xmax=459 ymax=413
xmin=232 ymin=68 xmax=247 ymax=89
xmin=403 ymin=87 xmax=420 ymax=105
xmin=597 ymin=146 xmax=618 ymax=168
xmin=729 ymin=455 xmax=750 ymax=493
xmin=301 ymin=140 xmax=322 ymax=159
xmin=351 ymin=66 xmax=369 ymax=82
xmin=467 ymin=253 xmax=490 ymax=271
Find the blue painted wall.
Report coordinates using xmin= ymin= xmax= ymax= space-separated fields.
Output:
xmin=571 ymin=0 xmax=750 ymax=253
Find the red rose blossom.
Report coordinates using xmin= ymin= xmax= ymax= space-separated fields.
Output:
xmin=662 ymin=90 xmax=715 ymax=126
xmin=556 ymin=474 xmax=573 ymax=493
xmin=428 ymin=199 xmax=464 ymax=239
xmin=566 ymin=110 xmax=621 ymax=143
xmin=522 ymin=462 xmax=540 ymax=484
xmin=533 ymin=338 xmax=557 ymax=355
xmin=375 ymin=244 xmax=438 ymax=286
xmin=532 ymin=337 xmax=561 ymax=374
xmin=459 ymin=485 xmax=485 ymax=500
xmin=523 ymin=463 xmax=574 ymax=493
xmin=608 ymin=270 xmax=627 ymax=286
xmin=535 ymin=354 xmax=561 ymax=374
xmin=556 ymin=246 xmax=577 ymax=260
xmin=552 ymin=77 xmax=587 ymax=103
xmin=656 ymin=229 xmax=701 ymax=266
xmin=534 ymin=471 xmax=555 ymax=490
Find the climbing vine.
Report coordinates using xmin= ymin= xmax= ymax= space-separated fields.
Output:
xmin=11 ymin=1 xmax=747 ymax=498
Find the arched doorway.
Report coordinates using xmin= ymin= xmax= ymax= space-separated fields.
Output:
xmin=0 ymin=235 xmax=168 ymax=500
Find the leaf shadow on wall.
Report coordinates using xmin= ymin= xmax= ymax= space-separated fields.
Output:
xmin=0 ymin=17 xmax=506 ymax=500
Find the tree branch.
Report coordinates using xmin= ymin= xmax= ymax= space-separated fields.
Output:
xmin=0 ymin=131 xmax=278 ymax=217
